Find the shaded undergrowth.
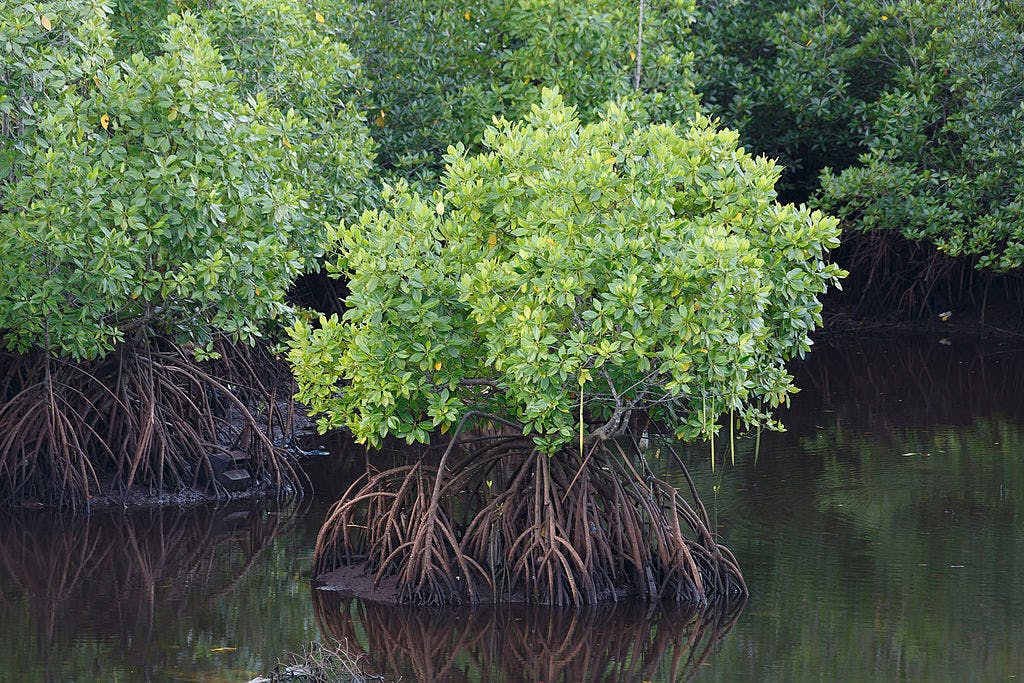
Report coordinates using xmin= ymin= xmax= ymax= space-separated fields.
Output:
xmin=825 ymin=229 xmax=1024 ymax=330
xmin=0 ymin=338 xmax=301 ymax=507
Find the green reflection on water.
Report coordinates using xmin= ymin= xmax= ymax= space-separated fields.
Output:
xmin=664 ymin=341 xmax=1024 ymax=680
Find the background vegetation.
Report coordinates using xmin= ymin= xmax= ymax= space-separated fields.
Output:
xmin=335 ymin=0 xmax=699 ymax=185
xmin=694 ymin=0 xmax=1024 ymax=317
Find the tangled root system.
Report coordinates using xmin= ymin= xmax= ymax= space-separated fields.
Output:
xmin=0 ymin=339 xmax=301 ymax=507
xmin=314 ymin=430 xmax=746 ymax=607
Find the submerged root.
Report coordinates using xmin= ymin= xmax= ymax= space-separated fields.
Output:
xmin=314 ymin=437 xmax=746 ymax=607
xmin=0 ymin=340 xmax=302 ymax=507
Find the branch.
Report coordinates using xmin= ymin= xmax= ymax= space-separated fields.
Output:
xmin=633 ymin=0 xmax=645 ymax=91
xmin=458 ymin=378 xmax=502 ymax=389
xmin=584 ymin=401 xmax=632 ymax=445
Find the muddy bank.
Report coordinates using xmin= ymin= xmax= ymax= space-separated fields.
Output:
xmin=12 ymin=481 xmax=299 ymax=511
xmin=314 ymin=564 xmax=405 ymax=606
xmin=314 ymin=562 xmax=673 ymax=607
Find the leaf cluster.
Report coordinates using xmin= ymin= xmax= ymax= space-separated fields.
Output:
xmin=336 ymin=0 xmax=698 ymax=184
xmin=0 ymin=0 xmax=373 ymax=359
xmin=818 ymin=1 xmax=1024 ymax=271
xmin=288 ymin=90 xmax=844 ymax=450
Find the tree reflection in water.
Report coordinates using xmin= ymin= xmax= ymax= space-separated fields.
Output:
xmin=0 ymin=502 xmax=299 ymax=681
xmin=313 ymin=589 xmax=744 ymax=681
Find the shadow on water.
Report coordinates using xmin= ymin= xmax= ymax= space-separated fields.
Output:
xmin=313 ymin=589 xmax=744 ymax=682
xmin=791 ymin=337 xmax=1024 ymax=428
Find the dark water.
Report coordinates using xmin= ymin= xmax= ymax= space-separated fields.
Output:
xmin=2 ymin=338 xmax=1023 ymax=681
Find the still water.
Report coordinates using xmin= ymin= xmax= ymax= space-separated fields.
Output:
xmin=1 ymin=338 xmax=1022 ymax=681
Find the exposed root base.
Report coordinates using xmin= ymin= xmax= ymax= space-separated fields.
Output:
xmin=0 ymin=339 xmax=302 ymax=507
xmin=314 ymin=438 xmax=746 ymax=606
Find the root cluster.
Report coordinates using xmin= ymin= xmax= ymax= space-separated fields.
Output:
xmin=314 ymin=433 xmax=746 ymax=607
xmin=832 ymin=228 xmax=1024 ymax=322
xmin=0 ymin=339 xmax=300 ymax=506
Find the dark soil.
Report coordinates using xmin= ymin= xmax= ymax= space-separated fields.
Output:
xmin=315 ymin=564 xmax=404 ymax=606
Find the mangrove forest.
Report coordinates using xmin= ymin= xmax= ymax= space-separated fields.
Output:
xmin=1 ymin=0 xmax=1023 ymax=678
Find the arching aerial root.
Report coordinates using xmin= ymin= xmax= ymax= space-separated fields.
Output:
xmin=0 ymin=339 xmax=302 ymax=507
xmin=314 ymin=437 xmax=746 ymax=606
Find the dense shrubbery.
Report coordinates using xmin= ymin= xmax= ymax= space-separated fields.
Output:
xmin=1 ymin=0 xmax=371 ymax=359
xmin=198 ymin=0 xmax=375 ymax=225
xmin=818 ymin=1 xmax=1024 ymax=272
xmin=4 ymin=12 xmax=292 ymax=357
xmin=293 ymin=92 xmax=842 ymax=605
xmin=112 ymin=0 xmax=377 ymax=222
xmin=0 ymin=0 xmax=371 ymax=503
xmin=694 ymin=0 xmax=884 ymax=198
xmin=695 ymin=0 xmax=1024 ymax=280
xmin=289 ymin=90 xmax=843 ymax=449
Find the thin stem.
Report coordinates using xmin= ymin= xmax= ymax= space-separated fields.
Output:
xmin=633 ymin=0 xmax=645 ymax=91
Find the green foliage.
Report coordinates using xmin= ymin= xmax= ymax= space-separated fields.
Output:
xmin=693 ymin=0 xmax=896 ymax=197
xmin=112 ymin=0 xmax=376 ymax=223
xmin=341 ymin=0 xmax=698 ymax=183
xmin=819 ymin=1 xmax=1024 ymax=271
xmin=198 ymin=0 xmax=375 ymax=225
xmin=0 ymin=0 xmax=115 ymax=183
xmin=695 ymin=0 xmax=1024 ymax=270
xmin=0 ymin=0 xmax=372 ymax=360
xmin=288 ymin=90 xmax=844 ymax=450
xmin=108 ymin=0 xmax=173 ymax=57
xmin=499 ymin=0 xmax=699 ymax=123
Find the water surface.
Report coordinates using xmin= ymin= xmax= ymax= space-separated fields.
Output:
xmin=1 ymin=337 xmax=1022 ymax=681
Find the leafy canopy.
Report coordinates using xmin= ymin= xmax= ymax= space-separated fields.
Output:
xmin=692 ymin=0 xmax=898 ymax=198
xmin=819 ymin=0 xmax=1024 ymax=270
xmin=694 ymin=0 xmax=1024 ymax=270
xmin=288 ymin=90 xmax=844 ymax=450
xmin=0 ymin=0 xmax=372 ymax=359
xmin=185 ymin=0 xmax=375 ymax=225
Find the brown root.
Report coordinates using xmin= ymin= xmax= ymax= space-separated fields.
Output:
xmin=0 ymin=339 xmax=303 ymax=507
xmin=265 ymin=640 xmax=373 ymax=683
xmin=313 ymin=434 xmax=746 ymax=607
xmin=828 ymin=228 xmax=1024 ymax=326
